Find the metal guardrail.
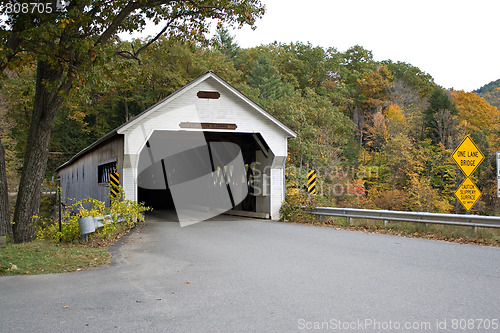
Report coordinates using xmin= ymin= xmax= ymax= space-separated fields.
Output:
xmin=79 ymin=214 xmax=125 ymax=241
xmin=311 ymin=207 xmax=500 ymax=229
xmin=8 ymin=189 xmax=57 ymax=195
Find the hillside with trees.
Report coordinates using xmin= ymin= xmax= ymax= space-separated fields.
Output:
xmin=1 ymin=26 xmax=499 ymax=241
xmin=475 ymin=79 xmax=500 ymax=110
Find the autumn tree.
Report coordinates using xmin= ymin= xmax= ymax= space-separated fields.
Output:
xmin=0 ymin=0 xmax=265 ymax=242
xmin=357 ymin=64 xmax=393 ymax=110
xmin=384 ymin=103 xmax=407 ymax=136
xmin=365 ymin=111 xmax=389 ymax=153
xmin=450 ymin=90 xmax=500 ymax=134
xmin=353 ymin=64 xmax=393 ymax=147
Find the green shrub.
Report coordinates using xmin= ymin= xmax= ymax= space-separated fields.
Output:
xmin=280 ymin=188 xmax=316 ymax=223
xmin=36 ymin=187 xmax=150 ymax=243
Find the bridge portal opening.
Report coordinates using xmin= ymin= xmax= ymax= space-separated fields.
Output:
xmin=137 ymin=130 xmax=272 ymax=221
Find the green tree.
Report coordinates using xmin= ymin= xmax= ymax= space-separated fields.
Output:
xmin=0 ymin=0 xmax=265 ymax=243
xmin=382 ymin=60 xmax=435 ymax=97
xmin=265 ymin=88 xmax=354 ymax=167
xmin=211 ymin=25 xmax=240 ymax=61
xmin=475 ymin=78 xmax=500 ymax=110
xmin=247 ymin=54 xmax=292 ymax=101
xmin=424 ymin=87 xmax=459 ymax=148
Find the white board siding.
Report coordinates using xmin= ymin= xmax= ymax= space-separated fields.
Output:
xmin=119 ymin=78 xmax=288 ymax=157
xmin=270 ymin=155 xmax=287 ymax=220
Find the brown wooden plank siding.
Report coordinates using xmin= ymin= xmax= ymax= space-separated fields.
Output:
xmin=58 ymin=135 xmax=124 ymax=206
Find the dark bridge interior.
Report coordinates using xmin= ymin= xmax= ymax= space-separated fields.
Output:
xmin=137 ymin=131 xmax=270 ymax=218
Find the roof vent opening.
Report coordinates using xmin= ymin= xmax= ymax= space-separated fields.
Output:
xmin=197 ymin=91 xmax=220 ymax=99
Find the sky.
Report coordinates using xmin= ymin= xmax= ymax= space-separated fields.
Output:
xmin=124 ymin=0 xmax=500 ymax=92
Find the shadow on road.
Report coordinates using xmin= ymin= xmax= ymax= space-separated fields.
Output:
xmin=144 ymin=209 xmax=255 ymax=223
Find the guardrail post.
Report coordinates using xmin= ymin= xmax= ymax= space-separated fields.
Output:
xmin=383 ymin=220 xmax=388 ymax=227
xmin=349 ymin=217 xmax=353 ymax=225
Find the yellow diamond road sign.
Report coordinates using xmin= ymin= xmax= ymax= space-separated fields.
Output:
xmin=452 ymin=135 xmax=484 ymax=177
xmin=454 ymin=177 xmax=481 ymax=211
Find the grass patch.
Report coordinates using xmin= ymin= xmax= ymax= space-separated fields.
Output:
xmin=0 ymin=240 xmax=111 ymax=276
xmin=301 ymin=216 xmax=500 ymax=246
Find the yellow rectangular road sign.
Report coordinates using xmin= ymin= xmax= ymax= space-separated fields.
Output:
xmin=307 ymin=170 xmax=317 ymax=195
xmin=452 ymin=135 xmax=484 ymax=177
xmin=454 ymin=177 xmax=481 ymax=211
xmin=110 ymin=172 xmax=119 ymax=198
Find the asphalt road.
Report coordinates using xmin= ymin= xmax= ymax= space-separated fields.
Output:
xmin=1 ymin=212 xmax=499 ymax=332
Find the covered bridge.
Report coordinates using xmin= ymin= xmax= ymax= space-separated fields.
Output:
xmin=57 ymin=71 xmax=296 ymax=222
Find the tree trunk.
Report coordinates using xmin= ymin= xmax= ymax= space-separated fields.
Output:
xmin=0 ymin=137 xmax=13 ymax=240
xmin=12 ymin=60 xmax=69 ymax=243
xmin=124 ymin=97 xmax=129 ymax=122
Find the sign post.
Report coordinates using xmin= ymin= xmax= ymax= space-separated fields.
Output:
xmin=452 ymin=135 xmax=484 ymax=211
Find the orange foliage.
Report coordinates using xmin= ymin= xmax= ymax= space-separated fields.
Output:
xmin=451 ymin=90 xmax=500 ymax=132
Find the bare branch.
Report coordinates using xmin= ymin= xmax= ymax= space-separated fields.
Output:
xmin=95 ymin=1 xmax=142 ymax=46
xmin=116 ymin=50 xmax=141 ymax=63
xmin=133 ymin=19 xmax=174 ymax=56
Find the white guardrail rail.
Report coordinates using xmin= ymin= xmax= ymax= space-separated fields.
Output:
xmin=311 ymin=207 xmax=500 ymax=229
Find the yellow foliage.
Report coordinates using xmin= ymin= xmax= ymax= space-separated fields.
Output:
xmin=451 ymin=90 xmax=500 ymax=132
xmin=67 ymin=110 xmax=88 ymax=125
xmin=385 ymin=103 xmax=405 ymax=123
